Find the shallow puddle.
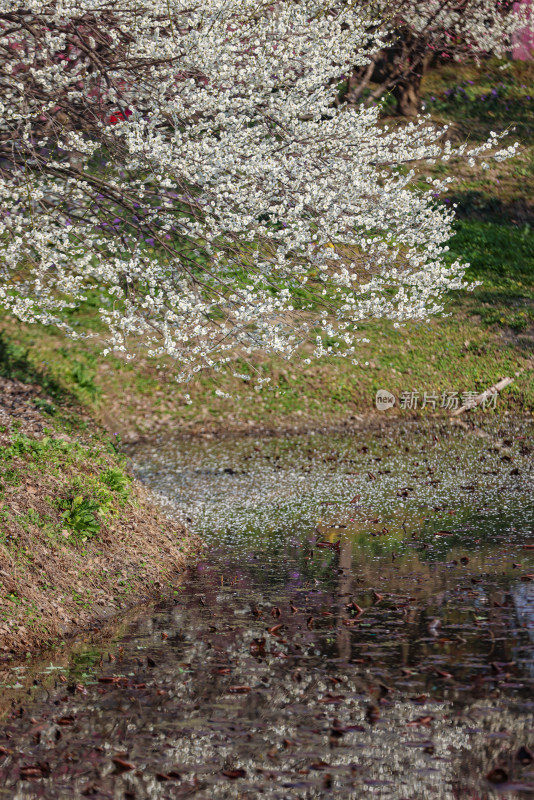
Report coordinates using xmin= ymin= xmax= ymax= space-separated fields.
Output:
xmin=1 ymin=419 xmax=533 ymax=798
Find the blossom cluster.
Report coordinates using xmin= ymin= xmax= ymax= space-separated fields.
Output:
xmin=392 ymin=0 xmax=527 ymax=58
xmin=346 ymin=0 xmax=528 ymax=112
xmin=0 ymin=0 xmax=519 ymax=380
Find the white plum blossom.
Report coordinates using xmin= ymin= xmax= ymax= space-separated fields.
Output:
xmin=346 ymin=0 xmax=528 ymax=114
xmin=0 ymin=0 xmax=519 ymax=380
xmin=394 ymin=0 xmax=526 ymax=56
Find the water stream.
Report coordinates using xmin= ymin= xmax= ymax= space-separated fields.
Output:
xmin=0 ymin=419 xmax=533 ymax=798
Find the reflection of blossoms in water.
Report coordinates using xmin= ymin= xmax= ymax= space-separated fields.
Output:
xmin=4 ymin=545 xmax=533 ymax=800
xmin=513 ymin=583 xmax=534 ymax=638
xmin=513 ymin=583 xmax=534 ymax=676
xmin=2 ymin=421 xmax=534 ymax=798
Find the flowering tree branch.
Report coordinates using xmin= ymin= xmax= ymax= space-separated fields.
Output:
xmin=345 ymin=0 xmax=527 ymax=115
xmin=0 ymin=0 xmax=519 ymax=381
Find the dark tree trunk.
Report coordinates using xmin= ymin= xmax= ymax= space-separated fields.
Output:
xmin=393 ymin=75 xmax=423 ymax=116
xmin=345 ymin=29 xmax=435 ymax=117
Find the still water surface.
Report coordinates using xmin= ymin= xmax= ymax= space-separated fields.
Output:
xmin=1 ymin=419 xmax=533 ymax=798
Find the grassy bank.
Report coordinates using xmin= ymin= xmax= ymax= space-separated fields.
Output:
xmin=0 ymin=375 xmax=201 ymax=658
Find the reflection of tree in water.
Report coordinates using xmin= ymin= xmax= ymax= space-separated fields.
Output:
xmin=4 ymin=423 xmax=533 ymax=798
xmin=3 ymin=552 xmax=534 ymax=799
xmin=513 ymin=583 xmax=534 ymax=678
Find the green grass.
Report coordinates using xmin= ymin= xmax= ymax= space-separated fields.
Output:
xmin=419 ymin=59 xmax=534 ymax=224
xmin=448 ymin=219 xmax=534 ymax=334
xmin=0 ymin=427 xmax=135 ymax=547
xmin=421 ymin=59 xmax=534 ymax=142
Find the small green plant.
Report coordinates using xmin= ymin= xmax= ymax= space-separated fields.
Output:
xmin=101 ymin=467 xmax=130 ymax=495
xmin=25 ymin=508 xmax=41 ymax=526
xmin=33 ymin=397 xmax=56 ymax=415
xmin=70 ymin=362 xmax=101 ymax=402
xmin=0 ymin=467 xmax=22 ymax=486
xmin=71 ymin=588 xmax=92 ymax=608
xmin=58 ymin=494 xmax=101 ymax=539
